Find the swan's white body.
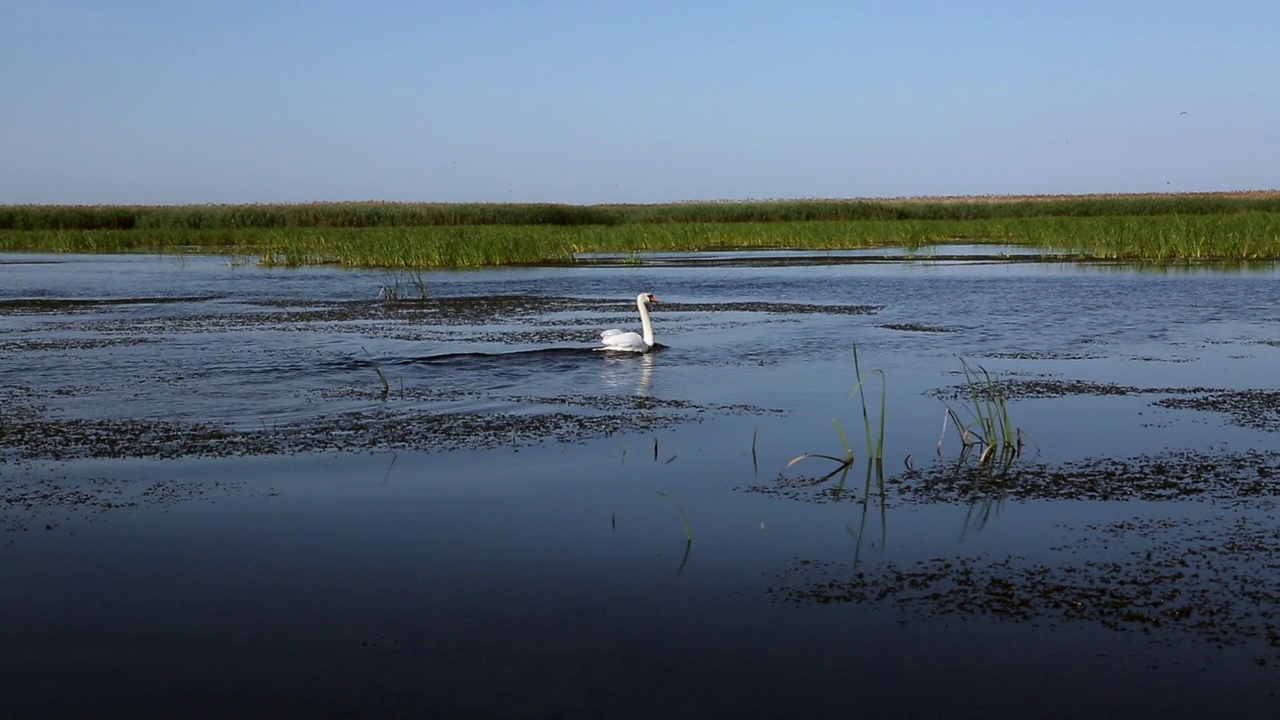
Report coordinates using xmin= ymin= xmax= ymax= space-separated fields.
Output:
xmin=597 ymin=293 xmax=658 ymax=353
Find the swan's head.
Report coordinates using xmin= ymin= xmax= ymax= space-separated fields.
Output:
xmin=639 ymin=292 xmax=658 ymax=306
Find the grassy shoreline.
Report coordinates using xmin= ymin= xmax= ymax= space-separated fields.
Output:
xmin=4 ymin=191 xmax=1280 ymax=230
xmin=1 ymin=193 xmax=1278 ymax=267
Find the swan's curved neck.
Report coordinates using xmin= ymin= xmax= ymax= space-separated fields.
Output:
xmin=637 ymin=296 xmax=655 ymax=346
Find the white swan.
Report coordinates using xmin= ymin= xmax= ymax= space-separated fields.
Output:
xmin=596 ymin=293 xmax=659 ymax=353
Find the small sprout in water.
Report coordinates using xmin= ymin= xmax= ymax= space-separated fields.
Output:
xmin=362 ymin=346 xmax=390 ymax=401
xmin=751 ymin=425 xmax=759 ymax=474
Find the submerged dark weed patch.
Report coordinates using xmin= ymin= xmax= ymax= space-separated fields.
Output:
xmin=743 ymin=468 xmax=880 ymax=505
xmin=930 ymin=378 xmax=1221 ymax=401
xmin=1154 ymin=390 xmax=1280 ymax=432
xmin=0 ymin=337 xmax=159 ymax=352
xmin=0 ymin=386 xmax=774 ymax=462
xmin=772 ymin=514 xmax=1280 ymax=656
xmin=0 ymin=296 xmax=219 ymax=316
xmin=746 ymin=449 xmax=1280 ymax=505
xmin=928 ymin=377 xmax=1280 ymax=432
xmin=982 ymin=350 xmax=1105 ymax=360
xmin=658 ymin=301 xmax=882 ymax=316
xmin=1 ymin=474 xmax=252 ymax=539
xmin=894 ymin=449 xmax=1280 ymax=503
xmin=1 ymin=417 xmax=239 ymax=461
xmin=878 ymin=323 xmax=954 ymax=333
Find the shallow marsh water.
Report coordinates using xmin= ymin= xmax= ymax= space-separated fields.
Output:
xmin=2 ymin=250 xmax=1279 ymax=717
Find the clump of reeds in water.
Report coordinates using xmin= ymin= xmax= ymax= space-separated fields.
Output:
xmin=785 ymin=344 xmax=886 ymax=479
xmin=377 ymin=269 xmax=430 ymax=302
xmin=784 ymin=349 xmax=1025 ymax=481
xmin=939 ymin=359 xmax=1024 ymax=473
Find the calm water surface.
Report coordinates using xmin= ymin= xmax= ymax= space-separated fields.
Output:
xmin=2 ymin=251 xmax=1278 ymax=718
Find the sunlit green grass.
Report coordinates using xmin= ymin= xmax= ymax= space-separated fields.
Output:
xmin=1 ymin=208 xmax=1277 ymax=267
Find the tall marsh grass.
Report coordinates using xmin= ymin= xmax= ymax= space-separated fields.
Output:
xmin=1 ymin=202 xmax=1277 ymax=267
xmin=0 ymin=202 xmax=625 ymax=231
xmin=4 ymin=192 xmax=1279 ymax=231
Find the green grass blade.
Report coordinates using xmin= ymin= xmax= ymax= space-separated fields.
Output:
xmin=656 ymin=491 xmax=693 ymax=542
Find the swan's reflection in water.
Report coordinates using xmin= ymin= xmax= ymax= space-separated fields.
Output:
xmin=599 ymin=351 xmax=655 ymax=396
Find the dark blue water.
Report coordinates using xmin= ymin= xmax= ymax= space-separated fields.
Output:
xmin=2 ymin=251 xmax=1278 ymax=717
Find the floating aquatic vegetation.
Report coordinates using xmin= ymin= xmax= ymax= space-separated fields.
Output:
xmin=770 ymin=514 xmax=1280 ymax=656
xmin=1154 ymin=390 xmax=1280 ymax=432
xmin=878 ymin=323 xmax=954 ymax=333
xmin=892 ymin=449 xmax=1280 ymax=504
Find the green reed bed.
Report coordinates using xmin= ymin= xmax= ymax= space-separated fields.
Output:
xmin=0 ymin=202 xmax=625 ymax=231
xmin=608 ymin=193 xmax=1280 ymax=224
xmin=998 ymin=213 xmax=1280 ymax=260
xmin=4 ymin=192 xmax=1279 ymax=231
xmin=1 ymin=213 xmax=1277 ymax=267
xmin=0 ymin=222 xmax=911 ymax=267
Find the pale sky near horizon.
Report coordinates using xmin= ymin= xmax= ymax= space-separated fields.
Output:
xmin=2 ymin=1 xmax=1277 ymax=206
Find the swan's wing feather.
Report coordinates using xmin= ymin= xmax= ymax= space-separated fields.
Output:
xmin=598 ymin=330 xmax=648 ymax=352
xmin=601 ymin=331 xmax=643 ymax=347
xmin=600 ymin=329 xmax=625 ymax=339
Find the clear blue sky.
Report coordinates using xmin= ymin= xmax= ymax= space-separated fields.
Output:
xmin=2 ymin=0 xmax=1277 ymax=205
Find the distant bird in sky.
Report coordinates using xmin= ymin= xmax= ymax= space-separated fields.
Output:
xmin=1179 ymin=111 xmax=1188 ymax=115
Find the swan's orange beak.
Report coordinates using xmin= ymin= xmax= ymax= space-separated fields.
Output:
xmin=647 ymin=294 xmax=658 ymax=304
